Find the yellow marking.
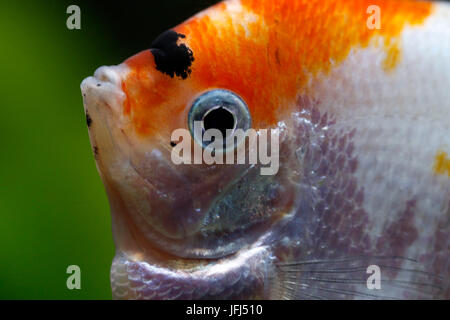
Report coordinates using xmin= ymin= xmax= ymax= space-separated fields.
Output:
xmin=383 ymin=38 xmax=402 ymax=72
xmin=433 ymin=150 xmax=450 ymax=177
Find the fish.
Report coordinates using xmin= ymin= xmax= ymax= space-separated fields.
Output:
xmin=81 ymin=0 xmax=450 ymax=299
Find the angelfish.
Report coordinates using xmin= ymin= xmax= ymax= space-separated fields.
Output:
xmin=81 ymin=0 xmax=450 ymax=299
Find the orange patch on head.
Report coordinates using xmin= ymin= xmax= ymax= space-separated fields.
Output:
xmin=433 ymin=150 xmax=450 ymax=177
xmin=122 ymin=50 xmax=189 ymax=136
xmin=122 ymin=0 xmax=432 ymax=136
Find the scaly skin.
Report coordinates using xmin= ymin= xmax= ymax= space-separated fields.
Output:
xmin=81 ymin=0 xmax=450 ymax=299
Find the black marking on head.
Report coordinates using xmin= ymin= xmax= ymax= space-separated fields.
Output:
xmin=86 ymin=111 xmax=92 ymax=128
xmin=150 ymin=30 xmax=194 ymax=80
xmin=170 ymin=141 xmax=177 ymax=147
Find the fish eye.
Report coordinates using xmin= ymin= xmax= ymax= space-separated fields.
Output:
xmin=188 ymin=89 xmax=251 ymax=151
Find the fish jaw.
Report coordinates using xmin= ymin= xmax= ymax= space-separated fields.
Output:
xmin=80 ymin=64 xmax=145 ymax=254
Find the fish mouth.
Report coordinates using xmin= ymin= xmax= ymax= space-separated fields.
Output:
xmin=81 ymin=65 xmax=127 ymax=116
xmin=80 ymin=65 xmax=130 ymax=175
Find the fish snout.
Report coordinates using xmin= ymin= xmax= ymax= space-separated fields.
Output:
xmin=81 ymin=64 xmax=128 ymax=116
xmin=80 ymin=65 xmax=131 ymax=180
xmin=94 ymin=66 xmax=122 ymax=86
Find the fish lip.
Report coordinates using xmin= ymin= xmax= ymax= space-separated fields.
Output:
xmin=80 ymin=65 xmax=131 ymax=196
xmin=82 ymin=65 xmax=125 ymax=89
xmin=80 ymin=65 xmax=128 ymax=115
xmin=93 ymin=65 xmax=122 ymax=86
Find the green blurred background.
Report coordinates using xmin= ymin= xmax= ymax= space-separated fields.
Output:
xmin=0 ymin=0 xmax=217 ymax=299
xmin=1 ymin=0 xmax=449 ymax=300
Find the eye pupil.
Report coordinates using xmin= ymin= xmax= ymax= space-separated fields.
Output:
xmin=188 ymin=89 xmax=251 ymax=151
xmin=203 ymin=107 xmax=236 ymax=138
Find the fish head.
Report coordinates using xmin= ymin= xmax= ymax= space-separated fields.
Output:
xmin=81 ymin=0 xmax=450 ymax=300
xmin=80 ymin=6 xmax=299 ymax=299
